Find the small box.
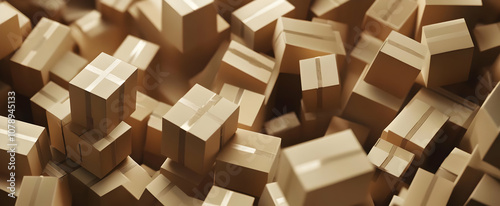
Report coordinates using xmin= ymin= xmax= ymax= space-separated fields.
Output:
xmin=97 ymin=0 xmax=133 ymax=25
xmin=113 ymin=35 xmax=160 ymax=89
xmin=231 ymin=0 xmax=295 ymax=52
xmin=436 ymin=147 xmax=470 ymax=183
xmin=49 ymin=51 xmax=88 ymax=89
xmin=162 ymin=84 xmax=239 ymax=175
xmin=325 ymin=116 xmax=370 ymax=148
xmin=310 ymin=0 xmax=373 ymax=28
xmin=69 ymin=52 xmax=137 ymax=136
xmin=300 ymin=54 xmax=341 ymax=112
xmin=0 ymin=2 xmax=22 ymax=60
xmin=264 ymin=112 xmax=301 ymax=147
xmin=273 ymin=17 xmax=345 ymax=75
xmin=364 ymin=31 xmax=427 ymax=98
xmin=189 ymin=41 xmax=230 ymax=89
xmin=139 ymin=173 xmax=203 ymax=205
xmin=16 ymin=176 xmax=71 ymax=206
xmin=465 ymin=174 xmax=500 ymax=205
xmin=203 ymin=186 xmax=255 ymax=206
xmin=10 ymin=17 xmax=73 ymax=97
xmin=404 ymin=168 xmax=454 ymax=206
xmin=160 ymin=158 xmax=214 ymax=199
xmin=30 ymin=81 xmax=69 ymax=128
xmin=141 ymin=164 xmax=157 ymax=177
xmin=259 ymin=182 xmax=289 ymax=206
xmin=144 ymin=102 xmax=171 ymax=169
xmin=46 ymin=99 xmax=71 ymax=155
xmin=215 ymin=128 xmax=281 ymax=197
xmin=276 ymin=130 xmax=374 ymax=206
xmin=219 ymin=83 xmax=266 ymax=131
xmin=421 ymin=18 xmax=474 ymax=87
xmin=363 ymin=0 xmax=417 ymax=40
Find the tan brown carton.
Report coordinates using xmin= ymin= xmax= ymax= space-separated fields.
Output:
xmin=300 ymin=99 xmax=335 ymax=141
xmin=363 ymin=0 xmax=417 ymax=40
xmin=49 ymin=52 xmax=88 ymax=89
xmin=162 ymin=84 xmax=239 ymax=174
xmin=465 ymin=174 xmax=500 ymax=205
xmin=0 ymin=116 xmax=51 ymax=178
xmin=219 ymin=83 xmax=266 ymax=131
xmin=276 ymin=130 xmax=374 ymax=206
xmin=436 ymin=147 xmax=470 ymax=182
xmin=264 ymin=112 xmax=301 ymax=147
xmin=139 ymin=173 xmax=203 ymax=205
xmin=215 ymin=128 xmax=281 ymax=197
xmin=473 ymin=22 xmax=500 ymax=66
xmin=160 ymin=158 xmax=214 ymax=199
xmin=0 ymin=81 xmax=11 ymax=116
xmin=231 ymin=0 xmax=295 ymax=52
xmin=10 ymin=17 xmax=73 ymax=97
xmin=420 ymin=18 xmax=474 ymax=87
xmin=311 ymin=18 xmax=349 ymax=48
xmin=16 ymin=176 xmax=71 ymax=206
xmin=203 ymin=186 xmax=255 ymax=206
xmin=364 ymin=31 xmax=427 ymax=98
xmin=0 ymin=2 xmax=22 ymax=60
xmin=30 ymin=81 xmax=69 ymax=128
xmin=300 ymin=54 xmax=341 ymax=112
xmin=259 ymin=182 xmax=289 ymax=206
xmin=1 ymin=2 xmax=31 ymax=40
xmin=273 ymin=17 xmax=345 ymax=75
xmin=310 ymin=0 xmax=374 ymax=29
xmin=325 ymin=116 xmax=370 ymax=148
xmin=69 ymin=52 xmax=137 ymax=136
xmin=404 ymin=168 xmax=454 ymax=206
xmin=144 ymin=102 xmax=171 ymax=169
xmin=46 ymin=99 xmax=71 ymax=155
xmin=97 ymin=0 xmax=133 ymax=26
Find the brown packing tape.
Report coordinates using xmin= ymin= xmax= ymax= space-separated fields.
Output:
xmin=239 ymin=0 xmax=286 ymax=37
xmin=421 ymin=174 xmax=439 ymax=205
xmin=315 ymin=57 xmax=323 ymax=109
xmin=401 ymin=107 xmax=435 ymax=148
xmin=386 ymin=39 xmax=425 ymax=60
xmin=4 ymin=128 xmax=47 ymax=174
xmin=380 ymin=144 xmax=397 ymax=171
xmin=104 ymin=135 xmax=118 ymax=166
xmin=229 ymin=143 xmax=276 ymax=159
xmin=228 ymin=48 xmax=273 ymax=72
xmin=38 ymin=88 xmax=64 ymax=103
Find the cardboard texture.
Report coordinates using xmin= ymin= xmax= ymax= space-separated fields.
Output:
xmin=63 ymin=121 xmax=132 ymax=178
xmin=276 ymin=130 xmax=374 ymax=206
xmin=49 ymin=51 xmax=88 ymax=89
xmin=364 ymin=31 xmax=426 ymax=99
xmin=404 ymin=168 xmax=454 ymax=206
xmin=203 ymin=186 xmax=255 ymax=206
xmin=16 ymin=176 xmax=71 ymax=206
xmin=0 ymin=2 xmax=22 ymax=60
xmin=160 ymin=158 xmax=214 ymax=199
xmin=258 ymin=182 xmax=289 ymax=206
xmin=465 ymin=174 xmax=500 ymax=205
xmin=139 ymin=173 xmax=203 ymax=205
xmin=97 ymin=0 xmax=133 ymax=26
xmin=30 ymin=81 xmax=69 ymax=128
xmin=144 ymin=102 xmax=171 ymax=169
xmin=0 ymin=116 xmax=51 ymax=178
xmin=436 ymin=147 xmax=470 ymax=183
xmin=273 ymin=17 xmax=345 ymax=75
xmin=310 ymin=0 xmax=374 ymax=29
xmin=215 ymin=40 xmax=276 ymax=95
xmin=264 ymin=112 xmax=301 ymax=147
xmin=215 ymin=128 xmax=281 ymax=197
xmin=46 ymin=99 xmax=71 ymax=155
xmin=231 ymin=0 xmax=295 ymax=52
xmin=219 ymin=83 xmax=266 ymax=131
xmin=163 ymin=84 xmax=239 ymax=175
xmin=300 ymin=54 xmax=341 ymax=112
xmin=10 ymin=17 xmax=73 ymax=97
xmin=347 ymin=32 xmax=383 ymax=78
xmin=363 ymin=0 xmax=417 ymax=40
xmin=420 ymin=18 xmax=474 ymax=87
xmin=325 ymin=116 xmax=370 ymax=148
xmin=69 ymin=52 xmax=138 ymax=136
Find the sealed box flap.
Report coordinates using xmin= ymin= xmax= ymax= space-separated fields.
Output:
xmin=386 ymin=99 xmax=432 ymax=139
xmin=381 ymin=31 xmax=427 ymax=70
xmin=223 ymin=41 xmax=275 ymax=84
xmin=423 ymin=19 xmax=473 ymax=55
xmin=234 ymin=0 xmax=294 ymax=31
xmin=17 ymin=176 xmax=59 ymax=205
xmin=31 ymin=81 xmax=69 ymax=108
xmin=300 ymin=55 xmax=339 ymax=91
xmin=265 ymin=182 xmax=289 ymax=206
xmin=92 ymin=121 xmax=131 ymax=151
xmin=411 ymin=109 xmax=449 ymax=149
xmin=0 ymin=116 xmax=45 ymax=155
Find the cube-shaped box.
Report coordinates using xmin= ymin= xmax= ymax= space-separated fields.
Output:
xmin=49 ymin=51 xmax=88 ymax=89
xmin=346 ymin=32 xmax=383 ymax=78
xmin=30 ymin=81 xmax=69 ymax=128
xmin=276 ymin=130 xmax=374 ymax=206
xmin=162 ymin=84 xmax=239 ymax=175
xmin=382 ymin=99 xmax=449 ymax=160
xmin=10 ymin=17 xmax=73 ymax=97
xmin=144 ymin=102 xmax=171 ymax=169
xmin=160 ymin=158 xmax=213 ymax=199
xmin=63 ymin=121 xmax=132 ymax=178
xmin=231 ymin=0 xmax=295 ymax=52
xmin=215 ymin=128 xmax=281 ymax=197
xmin=219 ymin=83 xmax=266 ymax=131
xmin=273 ymin=17 xmax=345 ymax=74
xmin=300 ymin=54 xmax=341 ymax=112
xmin=421 ymin=18 xmax=474 ymax=87
xmin=16 ymin=176 xmax=71 ymax=206
xmin=46 ymin=99 xmax=71 ymax=155
xmin=203 ymin=186 xmax=255 ymax=206
xmin=0 ymin=2 xmax=22 ymax=60
xmin=215 ymin=40 xmax=276 ymax=94
xmin=139 ymin=173 xmax=203 ymax=205
xmin=465 ymin=174 xmax=500 ymax=205
xmin=364 ymin=31 xmax=427 ymax=99
xmin=0 ymin=116 xmax=51 ymax=178
xmin=264 ymin=112 xmax=301 ymax=147
xmin=363 ymin=0 xmax=417 ymax=40
xmin=69 ymin=52 xmax=138 ymax=136
xmin=404 ymin=168 xmax=454 ymax=206
xmin=259 ymin=182 xmax=290 ymax=206
xmin=325 ymin=116 xmax=370 ymax=148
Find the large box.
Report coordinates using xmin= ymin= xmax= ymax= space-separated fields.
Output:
xmin=144 ymin=102 xmax=171 ymax=169
xmin=203 ymin=186 xmax=255 ymax=206
xmin=15 ymin=176 xmax=71 ymax=206
xmin=404 ymin=168 xmax=454 ymax=206
xmin=46 ymin=99 xmax=71 ymax=155
xmin=139 ymin=173 xmax=203 ymax=205
xmin=264 ymin=112 xmax=301 ymax=147
xmin=30 ymin=81 xmax=69 ymax=128
xmin=0 ymin=2 xmax=22 ymax=60
xmin=363 ymin=0 xmax=417 ymax=40
xmin=69 ymin=52 xmax=138 ymax=136
xmin=160 ymin=158 xmax=213 ymax=199
xmin=474 ymin=22 xmax=500 ymax=66
xmin=258 ymin=182 xmax=289 ymax=206
xmin=219 ymin=83 xmax=266 ymax=131
xmin=276 ymin=130 xmax=374 ymax=206
xmin=49 ymin=52 xmax=88 ymax=89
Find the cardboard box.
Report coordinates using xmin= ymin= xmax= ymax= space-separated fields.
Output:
xmin=436 ymin=147 xmax=470 ymax=183
xmin=203 ymin=186 xmax=255 ymax=206
xmin=139 ymin=173 xmax=203 ymax=205
xmin=213 ymin=0 xmax=252 ymax=22
xmin=231 ymin=0 xmax=295 ymax=52
xmin=311 ymin=18 xmax=349 ymax=50
xmin=364 ymin=31 xmax=426 ymax=99
xmin=189 ymin=41 xmax=230 ymax=89
xmin=10 ymin=17 xmax=73 ymax=97
xmin=69 ymin=52 xmax=138 ymax=136
xmin=404 ymin=168 xmax=454 ymax=206
xmin=264 ymin=112 xmax=301 ymax=147
xmin=97 ymin=0 xmax=133 ymax=26
xmin=63 ymin=121 xmax=132 ymax=178
xmin=162 ymin=84 xmax=239 ymax=175
xmin=259 ymin=182 xmax=289 ymax=206
xmin=124 ymin=91 xmax=158 ymax=164
xmin=1 ymin=2 xmax=31 ymax=40
xmin=363 ymin=0 xmax=417 ymax=40
xmin=16 ymin=176 xmax=71 ymax=206
xmin=219 ymin=83 xmax=266 ymax=131
xmin=215 ymin=128 xmax=281 ymax=197
xmin=160 ymin=158 xmax=214 ymax=199
xmin=113 ymin=35 xmax=160 ymax=89
xmin=162 ymin=0 xmax=217 ymax=53
xmin=300 ymin=54 xmax=341 ymax=112
xmin=49 ymin=51 xmax=88 ymax=89
xmin=276 ymin=130 xmax=374 ymax=206
xmin=299 ymin=99 xmax=335 ymax=141
xmin=0 ymin=116 xmax=51 ymax=178
xmin=310 ymin=0 xmax=374 ymax=29
xmin=0 ymin=2 xmax=22 ymax=60
xmin=46 ymin=99 xmax=71 ymax=155
xmin=420 ymin=18 xmax=474 ymax=87
xmin=465 ymin=174 xmax=500 ymax=205
xmin=474 ymin=22 xmax=500 ymax=67
xmin=30 ymin=81 xmax=69 ymax=128
xmin=144 ymin=102 xmax=171 ymax=169
xmin=214 ymin=40 xmax=276 ymax=94
xmin=325 ymin=116 xmax=370 ymax=148
xmin=273 ymin=17 xmax=345 ymax=75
